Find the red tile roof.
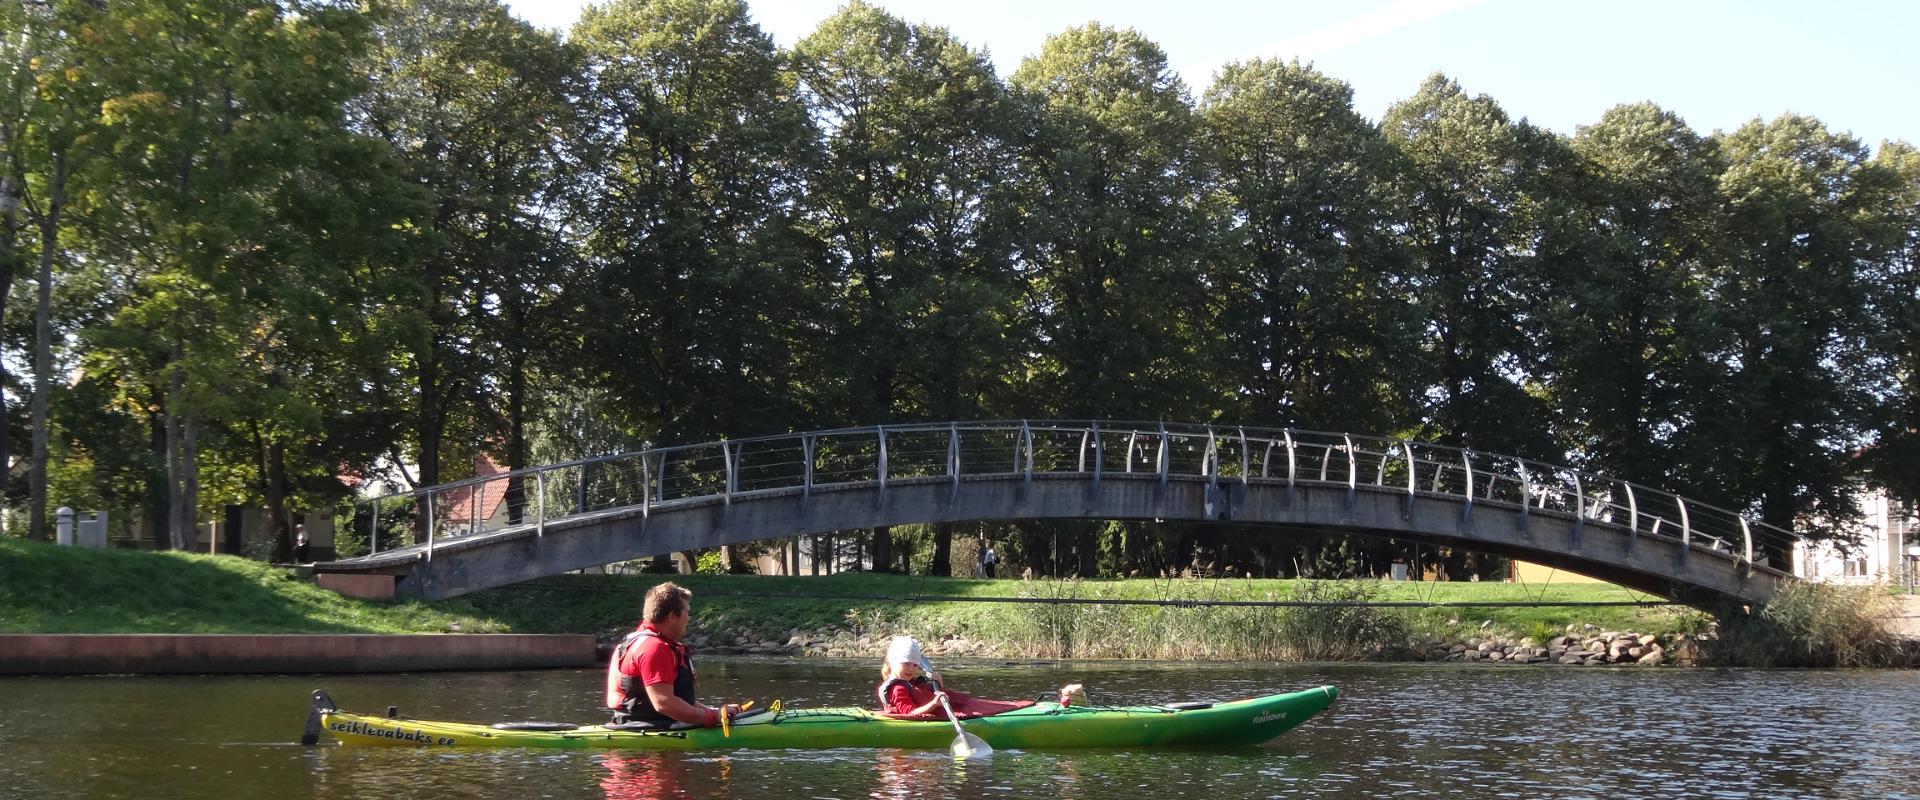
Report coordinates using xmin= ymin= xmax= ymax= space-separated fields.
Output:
xmin=443 ymin=455 xmax=510 ymax=525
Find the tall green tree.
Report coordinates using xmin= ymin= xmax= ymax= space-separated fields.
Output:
xmin=4 ymin=0 xmax=104 ymax=540
xmin=793 ymin=1 xmax=1020 ymax=574
xmin=1695 ymin=116 xmax=1902 ymax=538
xmin=349 ymin=0 xmax=580 ymax=522
xmin=569 ymin=0 xmax=821 ymax=445
xmin=72 ymin=0 xmax=416 ymax=550
xmin=1008 ymin=24 xmax=1210 ymax=421
xmin=1199 ymin=59 xmax=1415 ymax=433
xmin=1538 ymin=103 xmax=1723 ymax=486
xmin=1864 ymin=140 xmax=1920 ymax=505
xmin=1382 ymin=74 xmax=1552 ymax=455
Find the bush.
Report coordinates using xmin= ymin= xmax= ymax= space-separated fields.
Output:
xmin=1711 ymin=582 xmax=1900 ymax=668
xmin=1275 ymin=579 xmax=1409 ymax=661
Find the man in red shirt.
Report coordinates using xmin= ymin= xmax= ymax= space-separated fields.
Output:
xmin=605 ymin=582 xmax=739 ymax=726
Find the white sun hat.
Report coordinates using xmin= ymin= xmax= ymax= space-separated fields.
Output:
xmin=886 ymin=635 xmax=924 ymax=666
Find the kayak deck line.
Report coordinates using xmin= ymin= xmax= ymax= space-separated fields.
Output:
xmin=303 ymin=685 xmax=1339 ymax=751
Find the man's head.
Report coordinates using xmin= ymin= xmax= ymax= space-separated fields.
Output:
xmin=643 ymin=582 xmax=693 ymax=638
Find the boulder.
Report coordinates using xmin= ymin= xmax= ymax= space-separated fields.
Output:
xmin=1637 ymin=651 xmax=1664 ymax=666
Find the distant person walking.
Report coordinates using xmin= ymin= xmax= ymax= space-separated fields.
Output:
xmin=981 ymin=545 xmax=998 ymax=578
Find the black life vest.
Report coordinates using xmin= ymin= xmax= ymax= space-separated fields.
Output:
xmin=613 ymin=628 xmax=697 ymax=723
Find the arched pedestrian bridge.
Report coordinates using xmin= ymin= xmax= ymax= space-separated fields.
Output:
xmin=316 ymin=421 xmax=1802 ymax=606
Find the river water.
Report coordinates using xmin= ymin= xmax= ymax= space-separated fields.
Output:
xmin=1 ymin=659 xmax=1916 ymax=799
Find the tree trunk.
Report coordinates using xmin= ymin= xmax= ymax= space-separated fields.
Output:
xmin=0 ymin=170 xmax=18 ymax=526
xmin=145 ymin=384 xmax=169 ymax=549
xmin=266 ymin=440 xmax=290 ymax=561
xmin=870 ymin=526 xmax=893 ymax=573
xmin=930 ymin=522 xmax=953 ymax=576
xmin=416 ymin=336 xmax=443 ymax=544
xmin=27 ymin=151 xmax=63 ymax=542
xmin=181 ymin=413 xmax=200 ymax=551
xmin=505 ymin=352 xmax=527 ymax=525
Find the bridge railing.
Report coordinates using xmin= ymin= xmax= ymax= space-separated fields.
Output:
xmin=345 ymin=421 xmax=1800 ymax=572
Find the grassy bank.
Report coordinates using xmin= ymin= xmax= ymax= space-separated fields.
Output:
xmin=0 ymin=536 xmax=1756 ymax=661
xmin=0 ymin=536 xmax=503 ymax=633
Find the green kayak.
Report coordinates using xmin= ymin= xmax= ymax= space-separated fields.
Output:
xmin=312 ymin=685 xmax=1338 ymax=751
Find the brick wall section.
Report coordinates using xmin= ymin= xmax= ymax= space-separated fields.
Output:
xmin=0 ymin=634 xmax=596 ymax=675
xmin=316 ymin=573 xmax=396 ymax=599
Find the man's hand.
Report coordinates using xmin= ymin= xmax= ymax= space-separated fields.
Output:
xmin=719 ymin=703 xmax=742 ymax=720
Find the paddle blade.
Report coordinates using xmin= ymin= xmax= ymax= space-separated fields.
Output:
xmin=952 ymin=731 xmax=993 ymax=759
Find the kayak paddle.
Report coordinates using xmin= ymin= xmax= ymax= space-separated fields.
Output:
xmin=918 ymin=654 xmax=991 ymax=759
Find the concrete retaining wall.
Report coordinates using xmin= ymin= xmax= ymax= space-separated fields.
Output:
xmin=0 ymin=634 xmax=596 ymax=675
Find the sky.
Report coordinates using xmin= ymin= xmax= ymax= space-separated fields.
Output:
xmin=504 ymin=0 xmax=1919 ymax=150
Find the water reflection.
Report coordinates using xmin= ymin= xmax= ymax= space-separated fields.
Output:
xmin=599 ymin=753 xmax=692 ymax=800
xmin=5 ymin=663 xmax=1920 ymax=799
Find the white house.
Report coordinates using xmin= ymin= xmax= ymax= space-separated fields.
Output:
xmin=1794 ymin=487 xmax=1916 ymax=585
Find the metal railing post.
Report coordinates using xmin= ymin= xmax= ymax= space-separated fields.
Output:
xmin=876 ymin=428 xmax=889 ymax=509
xmin=424 ymin=492 xmax=435 ymax=563
xmin=1283 ymin=430 xmax=1297 ymax=505
xmin=1570 ymin=472 xmax=1583 ymax=550
xmin=1238 ymin=428 xmax=1250 ymax=488
xmin=578 ymin=462 xmax=590 ymax=514
xmin=1625 ymin=482 xmax=1639 ymax=554
xmin=802 ymin=435 xmax=815 ymax=508
xmin=536 ymin=471 xmax=546 ymax=539
xmin=1517 ymin=459 xmax=1532 ymax=532
xmin=722 ymin=441 xmax=735 ymax=508
xmin=370 ymin=500 xmax=380 ymax=555
xmin=1021 ymin=421 xmax=1035 ymax=492
xmin=1342 ymin=434 xmax=1357 ymax=510
xmin=1401 ymin=441 xmax=1416 ymax=519
xmin=948 ymin=423 xmax=961 ymax=506
xmin=1677 ymin=496 xmax=1691 ymax=570
xmin=1740 ymin=517 xmax=1754 ymax=568
xmin=640 ymin=455 xmax=651 ymax=521
xmin=1089 ymin=422 xmax=1103 ymax=501
xmin=1204 ymin=428 xmax=1220 ymax=519
xmin=1460 ymin=450 xmax=1474 ymax=524
xmin=1155 ymin=422 xmax=1170 ymax=491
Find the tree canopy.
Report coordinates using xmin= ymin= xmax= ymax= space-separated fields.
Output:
xmin=7 ymin=0 xmax=1914 ymax=576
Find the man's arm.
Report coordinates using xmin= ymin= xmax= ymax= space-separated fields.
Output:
xmin=642 ymin=683 xmax=737 ymax=727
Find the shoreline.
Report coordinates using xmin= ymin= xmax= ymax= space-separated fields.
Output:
xmin=0 ymin=633 xmax=595 ymax=675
